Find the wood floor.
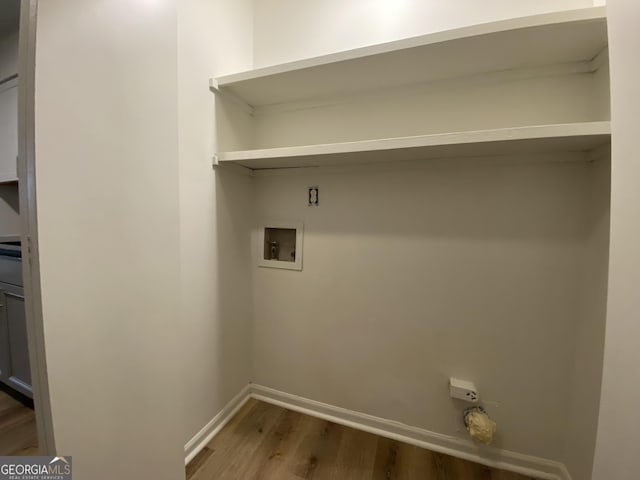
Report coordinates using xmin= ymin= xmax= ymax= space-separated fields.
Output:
xmin=0 ymin=386 xmax=38 ymax=456
xmin=187 ymin=399 xmax=538 ymax=480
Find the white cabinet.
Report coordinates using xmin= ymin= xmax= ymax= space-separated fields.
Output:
xmin=0 ymin=78 xmax=18 ymax=183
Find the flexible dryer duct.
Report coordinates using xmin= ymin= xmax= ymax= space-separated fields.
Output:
xmin=464 ymin=406 xmax=496 ymax=445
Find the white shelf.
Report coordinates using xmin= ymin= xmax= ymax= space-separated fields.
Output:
xmin=212 ymin=7 xmax=607 ymax=107
xmin=0 ymin=175 xmax=17 ymax=184
xmin=215 ymin=122 xmax=611 ymax=170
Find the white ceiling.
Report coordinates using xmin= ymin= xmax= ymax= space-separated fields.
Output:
xmin=0 ymin=0 xmax=20 ymax=38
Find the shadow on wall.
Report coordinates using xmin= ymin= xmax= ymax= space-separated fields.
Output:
xmin=180 ymin=96 xmax=254 ymax=445
xmin=211 ymin=92 xmax=255 ymax=405
xmin=212 ymin=157 xmax=253 ymax=402
xmin=252 ymin=157 xmax=592 ymax=241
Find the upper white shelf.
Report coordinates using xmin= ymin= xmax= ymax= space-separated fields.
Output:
xmin=212 ymin=7 xmax=607 ymax=107
xmin=215 ymin=122 xmax=611 ymax=170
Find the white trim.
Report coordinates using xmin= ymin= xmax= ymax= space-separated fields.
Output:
xmin=184 ymin=382 xmax=573 ymax=480
xmin=248 ymin=384 xmax=572 ymax=480
xmin=18 ymin=0 xmax=57 ymax=455
xmin=558 ymin=464 xmax=573 ymax=480
xmin=183 ymin=384 xmax=252 ymax=465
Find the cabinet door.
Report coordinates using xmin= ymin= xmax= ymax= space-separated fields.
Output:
xmin=0 ymin=79 xmax=18 ymax=183
xmin=0 ymin=284 xmax=31 ymax=398
xmin=6 ymin=290 xmax=31 ymax=397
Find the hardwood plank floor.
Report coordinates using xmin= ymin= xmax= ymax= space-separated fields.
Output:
xmin=0 ymin=386 xmax=38 ymax=456
xmin=187 ymin=399 xmax=538 ymax=480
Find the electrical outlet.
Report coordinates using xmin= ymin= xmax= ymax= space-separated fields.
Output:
xmin=449 ymin=377 xmax=479 ymax=403
xmin=465 ymin=390 xmax=479 ymax=402
xmin=308 ymin=186 xmax=319 ymax=206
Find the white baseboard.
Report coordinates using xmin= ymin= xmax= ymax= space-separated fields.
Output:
xmin=184 ymin=384 xmax=251 ymax=465
xmin=184 ymin=382 xmax=572 ymax=480
xmin=558 ymin=464 xmax=573 ymax=480
xmin=249 ymin=384 xmax=572 ymax=480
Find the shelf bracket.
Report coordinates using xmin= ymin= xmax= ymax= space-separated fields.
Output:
xmin=211 ymin=157 xmax=254 ymax=176
xmin=209 ymin=78 xmax=255 ymax=116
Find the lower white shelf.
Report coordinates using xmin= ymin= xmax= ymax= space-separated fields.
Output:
xmin=215 ymin=122 xmax=611 ymax=170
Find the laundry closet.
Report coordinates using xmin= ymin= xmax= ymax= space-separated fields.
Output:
xmin=206 ymin=7 xmax=610 ymax=480
xmin=30 ymin=1 xmax=640 ymax=479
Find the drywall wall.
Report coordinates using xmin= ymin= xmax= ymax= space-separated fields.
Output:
xmin=0 ymin=184 xmax=20 ymax=235
xmin=592 ymin=0 xmax=640 ymax=478
xmin=252 ymin=73 xmax=603 ymax=150
xmin=34 ymin=1 xmax=184 ymax=479
xmin=252 ymin=0 xmax=598 ymax=67
xmin=0 ymin=33 xmax=20 ymax=232
xmin=564 ymin=155 xmax=609 ymax=480
xmin=177 ymin=0 xmax=254 ymax=445
xmin=0 ymin=32 xmax=18 ymax=81
xmin=251 ymin=156 xmax=602 ymax=461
